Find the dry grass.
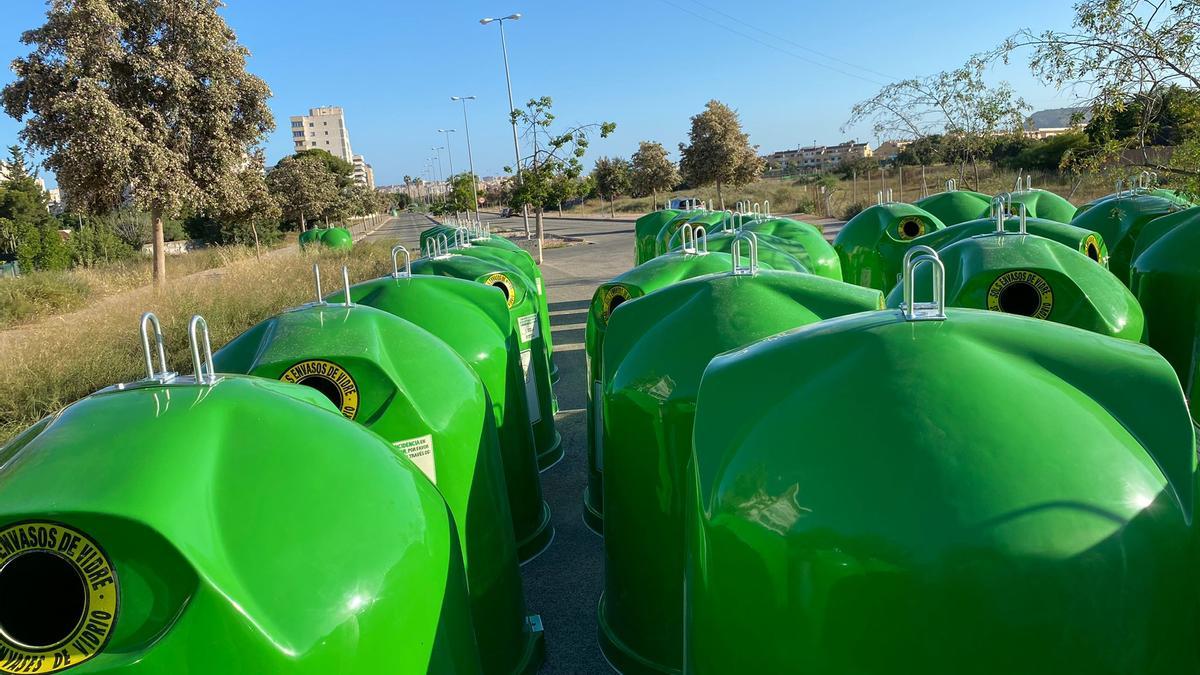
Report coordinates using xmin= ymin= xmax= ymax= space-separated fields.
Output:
xmin=0 ymin=240 xmax=393 ymax=444
xmin=0 ymin=240 xmax=298 ymax=330
xmin=568 ymin=164 xmax=1122 ymax=219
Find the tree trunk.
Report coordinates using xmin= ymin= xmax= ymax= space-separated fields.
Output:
xmin=972 ymin=157 xmax=980 ymax=190
xmin=899 ymin=166 xmax=904 ymax=200
xmin=716 ymin=181 xmax=724 ymax=210
xmin=609 ymin=195 xmax=615 ymax=218
xmin=652 ymin=189 xmax=658 ymax=210
xmin=535 ymin=206 xmax=545 ymax=264
xmin=921 ymin=164 xmax=928 ymax=197
xmin=300 ymin=213 xmax=307 ymax=232
xmin=558 ymin=201 xmax=563 ymax=218
xmin=151 ymin=206 xmax=166 ymax=287
xmin=251 ymin=222 xmax=262 ymax=259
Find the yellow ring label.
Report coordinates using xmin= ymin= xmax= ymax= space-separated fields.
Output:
xmin=896 ymin=217 xmax=926 ymax=240
xmin=0 ymin=521 xmax=118 ymax=674
xmin=601 ymin=286 xmax=632 ymax=322
xmin=484 ymin=273 xmax=516 ymax=308
xmin=1082 ymin=234 xmax=1102 ymax=262
xmin=281 ymin=359 xmax=360 ymax=420
xmin=987 ymin=270 xmax=1054 ymax=319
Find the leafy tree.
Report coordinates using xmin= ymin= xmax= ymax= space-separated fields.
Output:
xmin=992 ymin=0 xmax=1200 ymax=185
xmin=678 ymin=100 xmax=763 ymax=209
xmin=446 ymin=173 xmax=479 ymax=213
xmin=3 ymin=0 xmax=274 ymax=285
xmin=65 ymin=212 xmax=134 ymax=267
xmin=629 ymin=141 xmax=680 ymax=208
xmin=846 ymin=62 xmax=1028 ymax=187
xmin=186 ymin=153 xmax=281 ymax=252
xmin=267 ymin=155 xmax=338 ymax=231
xmin=896 ymin=135 xmax=945 ymax=166
xmin=833 ymin=155 xmax=878 ymax=179
xmin=508 ymin=96 xmax=615 ymax=262
xmin=0 ymin=145 xmax=64 ymax=271
xmin=592 ymin=157 xmax=632 ymax=217
xmin=294 ymin=148 xmax=354 ymax=180
xmin=1084 ymin=85 xmax=1200 ymax=148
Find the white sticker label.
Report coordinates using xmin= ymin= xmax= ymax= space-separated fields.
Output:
xmin=593 ymin=380 xmax=604 ymax=471
xmin=521 ymin=349 xmax=542 ymax=424
xmin=395 ymin=435 xmax=436 ymax=483
xmin=518 ymin=314 xmax=540 ymax=343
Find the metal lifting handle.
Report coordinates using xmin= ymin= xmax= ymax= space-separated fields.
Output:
xmin=901 ymin=245 xmax=947 ymax=321
xmin=694 ymin=226 xmax=709 ymax=254
xmin=946 ymin=179 xmax=957 ymax=192
xmin=722 ymin=209 xmax=735 ymax=233
xmin=1017 ymin=203 xmax=1028 ymax=234
xmin=436 ymin=233 xmax=450 ymax=258
xmin=1025 ymin=174 xmax=1032 ymax=191
xmin=1014 ymin=174 xmax=1024 ymax=192
xmin=188 ymin=314 xmax=218 ymax=385
xmin=391 ymin=245 xmax=412 ymax=278
xmin=680 ymin=223 xmax=696 ymax=253
xmin=139 ymin=312 xmax=174 ymax=382
xmin=731 ymin=231 xmax=759 ymax=276
xmin=993 ymin=197 xmax=1006 ymax=232
xmin=763 ymin=200 xmax=771 ymax=218
xmin=877 ymin=191 xmax=884 ymax=205
xmin=342 ymin=266 xmax=352 ymax=307
xmin=886 ymin=188 xmax=894 ymax=203
xmin=313 ymin=263 xmax=325 ymax=304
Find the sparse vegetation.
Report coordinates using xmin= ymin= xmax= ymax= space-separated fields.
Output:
xmin=0 ymin=241 xmax=393 ymax=444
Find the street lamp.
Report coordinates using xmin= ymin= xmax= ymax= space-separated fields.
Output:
xmin=450 ymin=96 xmax=481 ymax=223
xmin=431 ymin=146 xmax=446 ymax=202
xmin=480 ymin=12 xmax=531 ymax=238
xmin=437 ymin=129 xmax=457 ymax=178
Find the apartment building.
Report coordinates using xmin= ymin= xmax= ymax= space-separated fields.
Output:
xmin=765 ymin=140 xmax=873 ymax=174
xmin=290 ymin=106 xmax=353 ymax=162
xmin=352 ymin=155 xmax=375 ymax=190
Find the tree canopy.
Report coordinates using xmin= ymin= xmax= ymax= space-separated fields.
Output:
xmin=2 ymin=0 xmax=274 ymax=284
xmin=592 ymin=156 xmax=632 ymax=217
xmin=630 ymin=141 xmax=680 ymax=207
xmin=678 ymin=100 xmax=762 ymax=209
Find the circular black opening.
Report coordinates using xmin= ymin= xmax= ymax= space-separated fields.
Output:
xmin=0 ymin=551 xmax=87 ymax=649
xmin=1086 ymin=242 xmax=1100 ymax=261
xmin=900 ymin=219 xmax=922 ymax=239
xmin=298 ymin=376 xmax=343 ymax=410
xmin=490 ymin=281 xmax=512 ymax=303
xmin=998 ymin=282 xmax=1042 ymax=317
xmin=607 ymin=296 xmax=627 ymax=316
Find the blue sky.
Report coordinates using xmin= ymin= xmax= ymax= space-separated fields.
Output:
xmin=1 ymin=0 xmax=1082 ymax=189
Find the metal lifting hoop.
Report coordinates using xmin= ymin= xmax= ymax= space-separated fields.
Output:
xmin=946 ymin=178 xmax=957 ymax=192
xmin=341 ymin=266 xmax=353 ymax=307
xmin=763 ymin=200 xmax=771 ymax=218
xmin=391 ymin=245 xmax=413 ymax=278
xmin=885 ymin=188 xmax=894 ymax=203
xmin=731 ymin=231 xmax=759 ymax=276
xmin=876 ymin=191 xmax=884 ymax=206
xmin=694 ymin=226 xmax=709 ymax=254
xmin=188 ymin=314 xmax=219 ymax=385
xmin=436 ymin=233 xmax=450 ymax=258
xmin=901 ymin=245 xmax=947 ymax=321
xmin=679 ymin=223 xmax=696 ymax=254
xmin=140 ymin=312 xmax=176 ymax=382
xmin=313 ymin=263 xmax=325 ymax=304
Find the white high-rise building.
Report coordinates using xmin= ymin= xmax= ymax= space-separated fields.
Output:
xmin=352 ymin=155 xmax=375 ymax=189
xmin=290 ymin=106 xmax=353 ymax=161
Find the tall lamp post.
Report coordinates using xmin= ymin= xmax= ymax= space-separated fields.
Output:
xmin=480 ymin=13 xmax=531 ymax=239
xmin=431 ymin=146 xmax=445 ymax=203
xmin=451 ymin=96 xmax=481 ymax=223
xmin=438 ymin=129 xmax=457 ymax=211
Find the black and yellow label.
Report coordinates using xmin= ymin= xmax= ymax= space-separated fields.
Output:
xmin=896 ymin=217 xmax=926 ymax=240
xmin=0 ymin=521 xmax=118 ymax=674
xmin=484 ymin=273 xmax=516 ymax=308
xmin=601 ymin=285 xmax=632 ymax=322
xmin=1082 ymin=234 xmax=1102 ymax=262
xmin=281 ymin=359 xmax=360 ymax=420
xmin=987 ymin=270 xmax=1054 ymax=319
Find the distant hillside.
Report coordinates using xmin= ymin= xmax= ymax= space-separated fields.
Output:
xmin=1027 ymin=107 xmax=1090 ymax=130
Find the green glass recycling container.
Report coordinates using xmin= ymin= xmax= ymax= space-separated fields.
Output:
xmin=583 ymin=249 xmax=765 ymax=533
xmin=687 ymin=303 xmax=1198 ymax=674
xmin=635 ymin=210 xmax=681 ymax=265
xmin=833 ymin=202 xmax=945 ymax=291
xmin=341 ymin=269 xmax=553 ymax=562
xmin=411 ymin=253 xmax=562 ymax=470
xmin=600 ymin=263 xmax=882 ymax=674
xmin=1069 ymin=193 xmax=1184 ymax=284
xmin=0 ymin=374 xmax=485 ymax=674
xmin=1007 ymin=188 xmax=1077 ymax=223
xmin=214 ymin=302 xmax=544 ymax=675
xmin=912 ymin=188 xmax=993 ymax=226
xmin=1131 ymin=207 xmax=1200 ymax=424
xmin=885 ymin=233 xmax=1143 ymax=341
